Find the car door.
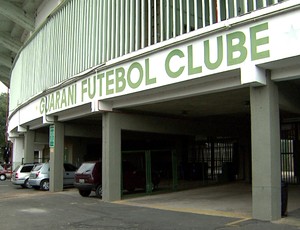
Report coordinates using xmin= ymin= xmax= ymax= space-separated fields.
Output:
xmin=63 ymin=163 xmax=77 ymax=185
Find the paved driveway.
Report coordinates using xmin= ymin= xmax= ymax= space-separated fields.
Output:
xmin=0 ymin=180 xmax=299 ymax=229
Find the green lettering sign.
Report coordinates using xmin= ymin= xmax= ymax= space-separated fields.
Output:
xmin=227 ymin=31 xmax=247 ymax=66
xmin=106 ymin=69 xmax=115 ymax=95
xmin=165 ymin=49 xmax=185 ymax=78
xmin=88 ymin=75 xmax=96 ymax=99
xmin=204 ymin=36 xmax=223 ymax=70
xmin=81 ymin=79 xmax=88 ymax=102
xmin=115 ymin=67 xmax=126 ymax=93
xmin=250 ymin=22 xmax=270 ymax=60
xmin=145 ymin=58 xmax=156 ymax=85
xmin=49 ymin=125 xmax=55 ymax=147
xmin=188 ymin=45 xmax=202 ymax=75
xmin=127 ymin=62 xmax=143 ymax=89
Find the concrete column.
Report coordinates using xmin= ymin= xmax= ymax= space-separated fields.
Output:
xmin=24 ymin=130 xmax=34 ymax=163
xmin=250 ymin=77 xmax=281 ymax=221
xmin=11 ymin=137 xmax=24 ymax=169
xmin=49 ymin=122 xmax=64 ymax=192
xmin=102 ymin=112 xmax=121 ymax=201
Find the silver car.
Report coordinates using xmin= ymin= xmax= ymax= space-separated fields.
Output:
xmin=11 ymin=163 xmax=37 ymax=188
xmin=28 ymin=163 xmax=77 ymax=191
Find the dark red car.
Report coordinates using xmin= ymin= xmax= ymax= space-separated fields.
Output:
xmin=74 ymin=161 xmax=160 ymax=198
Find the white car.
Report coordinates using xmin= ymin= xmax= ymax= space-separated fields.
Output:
xmin=28 ymin=163 xmax=77 ymax=190
xmin=11 ymin=163 xmax=38 ymax=188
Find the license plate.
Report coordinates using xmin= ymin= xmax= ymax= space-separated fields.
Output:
xmin=79 ymin=179 xmax=85 ymax=183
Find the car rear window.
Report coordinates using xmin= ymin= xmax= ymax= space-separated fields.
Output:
xmin=64 ymin=164 xmax=77 ymax=172
xmin=77 ymin=163 xmax=96 ymax=173
xmin=20 ymin=165 xmax=34 ymax=172
xmin=32 ymin=164 xmax=43 ymax=171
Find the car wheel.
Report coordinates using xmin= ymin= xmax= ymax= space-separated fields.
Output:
xmin=95 ymin=185 xmax=102 ymax=198
xmin=25 ymin=179 xmax=32 ymax=189
xmin=0 ymin=174 xmax=6 ymax=181
xmin=79 ymin=190 xmax=91 ymax=197
xmin=40 ymin=179 xmax=49 ymax=191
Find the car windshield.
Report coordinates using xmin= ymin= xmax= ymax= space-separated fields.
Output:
xmin=13 ymin=165 xmax=21 ymax=172
xmin=77 ymin=163 xmax=95 ymax=173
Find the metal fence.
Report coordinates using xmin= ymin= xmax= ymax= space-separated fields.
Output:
xmin=281 ymin=123 xmax=300 ymax=184
xmin=191 ymin=138 xmax=236 ymax=181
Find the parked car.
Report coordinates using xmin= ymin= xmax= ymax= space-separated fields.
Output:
xmin=0 ymin=165 xmax=7 ymax=181
xmin=74 ymin=161 xmax=160 ymax=198
xmin=74 ymin=161 xmax=102 ymax=197
xmin=1 ymin=163 xmax=12 ymax=180
xmin=122 ymin=161 xmax=160 ymax=193
xmin=28 ymin=162 xmax=78 ymax=191
xmin=11 ymin=163 xmax=38 ymax=188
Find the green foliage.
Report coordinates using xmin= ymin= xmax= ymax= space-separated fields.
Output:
xmin=0 ymin=93 xmax=8 ymax=149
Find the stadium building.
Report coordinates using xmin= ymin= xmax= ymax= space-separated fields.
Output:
xmin=1 ymin=0 xmax=300 ymax=221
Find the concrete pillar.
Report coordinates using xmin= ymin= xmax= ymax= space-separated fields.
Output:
xmin=102 ymin=112 xmax=121 ymax=201
xmin=11 ymin=137 xmax=24 ymax=169
xmin=24 ymin=130 xmax=34 ymax=163
xmin=49 ymin=122 xmax=64 ymax=192
xmin=250 ymin=77 xmax=281 ymax=221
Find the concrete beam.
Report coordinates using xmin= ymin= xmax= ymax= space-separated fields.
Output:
xmin=0 ymin=53 xmax=13 ymax=68
xmin=272 ymin=65 xmax=300 ymax=81
xmin=102 ymin=112 xmax=121 ymax=201
xmin=0 ymin=66 xmax=11 ymax=77
xmin=0 ymin=0 xmax=35 ymax=32
xmin=250 ymin=77 xmax=281 ymax=221
xmin=50 ymin=122 xmax=64 ymax=192
xmin=0 ymin=76 xmax=10 ymax=87
xmin=0 ymin=66 xmax=10 ymax=87
xmin=0 ymin=32 xmax=22 ymax=53
xmin=241 ymin=65 xmax=266 ymax=86
xmin=24 ymin=130 xmax=35 ymax=163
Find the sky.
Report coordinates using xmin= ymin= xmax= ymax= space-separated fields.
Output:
xmin=0 ymin=82 xmax=8 ymax=93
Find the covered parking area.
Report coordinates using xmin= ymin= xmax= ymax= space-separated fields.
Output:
xmin=15 ymin=61 xmax=300 ymax=222
xmin=11 ymin=66 xmax=300 ymax=224
xmin=117 ymin=182 xmax=300 ymax=225
xmin=98 ymin=65 xmax=300 ymax=220
xmin=30 ymin=64 xmax=298 ymax=219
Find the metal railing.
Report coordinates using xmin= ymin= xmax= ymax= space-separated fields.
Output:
xmin=10 ymin=0 xmax=286 ymax=112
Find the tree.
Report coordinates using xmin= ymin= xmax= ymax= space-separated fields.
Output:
xmin=0 ymin=93 xmax=8 ymax=161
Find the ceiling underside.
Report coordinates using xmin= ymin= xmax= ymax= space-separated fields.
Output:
xmin=66 ymin=79 xmax=300 ymax=128
xmin=0 ymin=0 xmax=43 ymax=87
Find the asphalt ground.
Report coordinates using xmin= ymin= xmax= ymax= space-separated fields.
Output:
xmin=0 ymin=180 xmax=299 ymax=230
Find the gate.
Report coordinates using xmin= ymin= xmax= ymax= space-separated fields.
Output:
xmin=193 ymin=138 xmax=238 ymax=182
xmin=281 ymin=123 xmax=300 ymax=184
